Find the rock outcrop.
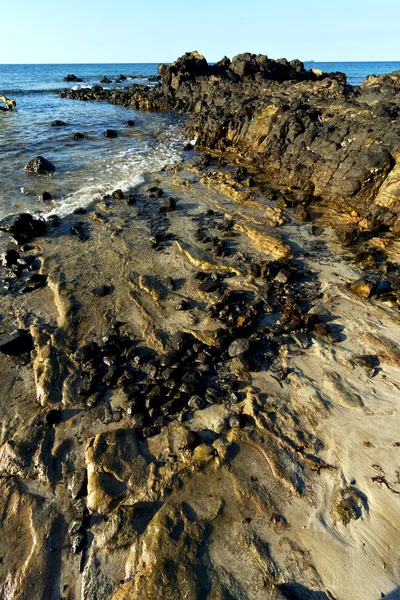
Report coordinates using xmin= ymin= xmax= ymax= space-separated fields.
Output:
xmin=60 ymin=52 xmax=400 ymax=233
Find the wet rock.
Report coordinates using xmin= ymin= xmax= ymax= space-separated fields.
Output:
xmin=24 ymin=156 xmax=56 ymax=174
xmin=228 ymin=338 xmax=250 ymax=358
xmin=100 ymin=76 xmax=112 ymax=84
xmin=91 ymin=284 xmax=111 ymax=297
xmin=146 ymin=186 xmax=164 ymax=198
xmin=1 ymin=249 xmax=20 ymax=268
xmin=164 ymin=197 xmax=177 ymax=210
xmin=291 ymin=331 xmax=310 ymax=349
xmin=51 ymin=120 xmax=67 ymax=127
xmin=188 ymin=395 xmax=206 ymax=410
xmin=63 ymin=74 xmax=83 ymax=82
xmin=127 ymin=119 xmax=135 ymax=126
xmin=0 ymin=329 xmax=33 ymax=356
xmin=175 ymin=299 xmax=190 ymax=311
xmin=42 ymin=191 xmax=52 ymax=201
xmin=103 ymin=129 xmax=118 ymax=138
xmin=228 ymin=414 xmax=242 ymax=429
xmin=112 ymin=189 xmax=124 ymax=199
xmin=73 ymin=132 xmax=85 ymax=139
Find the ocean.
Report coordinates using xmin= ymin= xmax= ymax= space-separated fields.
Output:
xmin=1 ymin=61 xmax=399 ymax=220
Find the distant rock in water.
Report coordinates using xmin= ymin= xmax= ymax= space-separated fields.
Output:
xmin=100 ymin=76 xmax=112 ymax=84
xmin=24 ymin=156 xmax=56 ymax=175
xmin=63 ymin=74 xmax=83 ymax=82
xmin=51 ymin=120 xmax=67 ymax=127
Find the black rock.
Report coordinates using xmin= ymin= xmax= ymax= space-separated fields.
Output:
xmin=100 ymin=76 xmax=112 ymax=84
xmin=146 ymin=186 xmax=163 ymax=198
xmin=73 ymin=132 xmax=85 ymax=139
xmin=164 ymin=197 xmax=176 ymax=210
xmin=127 ymin=120 xmax=135 ymax=126
xmin=91 ymin=284 xmax=111 ymax=297
xmin=198 ymin=279 xmax=223 ymax=293
xmin=63 ymin=74 xmax=83 ymax=82
xmin=1 ymin=249 xmax=20 ymax=268
xmin=51 ymin=120 xmax=67 ymax=127
xmin=0 ymin=330 xmax=33 ymax=356
xmin=42 ymin=191 xmax=52 ymax=201
xmin=24 ymin=156 xmax=56 ymax=175
xmin=0 ymin=213 xmax=46 ymax=244
xmin=104 ymin=129 xmax=118 ymax=138
xmin=112 ymin=189 xmax=124 ymax=199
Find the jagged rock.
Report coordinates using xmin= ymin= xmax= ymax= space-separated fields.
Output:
xmin=104 ymin=129 xmax=118 ymax=138
xmin=0 ymin=212 xmax=46 ymax=243
xmin=24 ymin=156 xmax=56 ymax=174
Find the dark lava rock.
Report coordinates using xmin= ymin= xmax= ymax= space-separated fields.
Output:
xmin=228 ymin=338 xmax=250 ymax=358
xmin=1 ymin=249 xmax=20 ymax=268
xmin=24 ymin=156 xmax=56 ymax=175
xmin=164 ymin=197 xmax=176 ymax=210
xmin=104 ymin=129 xmax=118 ymax=138
xmin=0 ymin=213 xmax=46 ymax=244
xmin=0 ymin=330 xmax=33 ymax=355
xmin=127 ymin=120 xmax=135 ymax=127
xmin=42 ymin=191 xmax=52 ymax=201
xmin=91 ymin=284 xmax=111 ymax=297
xmin=100 ymin=76 xmax=112 ymax=84
xmin=73 ymin=132 xmax=85 ymax=140
xmin=354 ymin=354 xmax=379 ymax=368
xmin=146 ymin=186 xmax=163 ymax=198
xmin=63 ymin=74 xmax=83 ymax=82
xmin=51 ymin=120 xmax=67 ymax=127
xmin=112 ymin=189 xmax=124 ymax=199
xmin=274 ymin=268 xmax=292 ymax=284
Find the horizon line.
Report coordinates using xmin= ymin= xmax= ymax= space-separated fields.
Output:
xmin=1 ymin=59 xmax=400 ymax=66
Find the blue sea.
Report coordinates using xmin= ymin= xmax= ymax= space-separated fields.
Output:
xmin=0 ymin=61 xmax=399 ymax=219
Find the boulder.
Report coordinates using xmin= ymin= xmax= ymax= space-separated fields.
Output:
xmin=0 ymin=213 xmax=46 ymax=243
xmin=100 ymin=76 xmax=112 ymax=84
xmin=24 ymin=156 xmax=56 ymax=174
xmin=51 ymin=120 xmax=67 ymax=127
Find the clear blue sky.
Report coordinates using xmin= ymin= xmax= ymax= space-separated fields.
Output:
xmin=2 ymin=0 xmax=399 ymax=64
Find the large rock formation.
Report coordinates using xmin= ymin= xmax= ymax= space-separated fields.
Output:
xmin=60 ymin=52 xmax=400 ymax=233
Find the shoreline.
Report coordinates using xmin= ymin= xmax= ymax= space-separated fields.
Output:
xmin=1 ymin=54 xmax=400 ymax=599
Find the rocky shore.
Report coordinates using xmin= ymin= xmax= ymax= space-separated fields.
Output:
xmin=0 ymin=53 xmax=400 ymax=599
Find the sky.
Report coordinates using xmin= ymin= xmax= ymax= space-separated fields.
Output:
xmin=1 ymin=0 xmax=399 ymax=64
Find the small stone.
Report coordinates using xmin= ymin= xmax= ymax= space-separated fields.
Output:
xmin=91 ymin=285 xmax=111 ymax=297
xmin=175 ymin=299 xmax=190 ymax=311
xmin=146 ymin=186 xmax=163 ymax=198
xmin=229 ymin=415 xmax=241 ymax=429
xmin=73 ymin=132 xmax=85 ymax=139
xmin=104 ymin=129 xmax=118 ymax=138
xmin=127 ymin=120 xmax=135 ymax=127
xmin=71 ymin=533 xmax=85 ymax=554
xmin=112 ymin=189 xmax=124 ymax=200
xmin=274 ymin=268 xmax=292 ymax=284
xmin=188 ymin=395 xmax=205 ymax=410
xmin=51 ymin=120 xmax=67 ymax=127
xmin=42 ymin=191 xmax=52 ymax=201
xmin=228 ymin=338 xmax=250 ymax=358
